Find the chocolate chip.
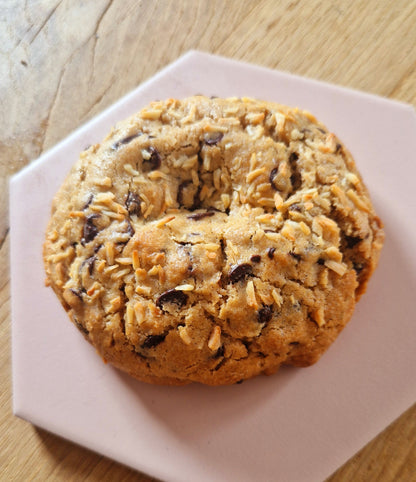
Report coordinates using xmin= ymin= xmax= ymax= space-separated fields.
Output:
xmin=289 ymin=251 xmax=301 ymax=261
xmin=220 ymin=238 xmax=225 ymax=253
xmin=235 ymin=379 xmax=244 ymax=385
xmin=142 ymin=333 xmax=167 ymax=349
xmin=257 ymin=305 xmax=273 ymax=324
xmin=214 ymin=345 xmax=225 ymax=358
xmin=82 ymin=193 xmax=94 ymax=210
xmin=289 ymin=341 xmax=300 ymax=346
xmin=229 ymin=263 xmax=253 ymax=283
xmin=250 ymin=255 xmax=261 ymax=263
xmin=336 ymin=143 xmax=342 ymax=153
xmin=290 ymin=174 xmax=302 ymax=191
xmin=112 ymin=132 xmax=142 ymax=149
xmin=289 ymin=152 xmax=301 ymax=191
xmin=208 ymin=206 xmax=222 ymax=213
xmin=317 ymin=257 xmax=325 ymax=265
xmin=82 ymin=214 xmax=100 ymax=244
xmin=204 ymin=132 xmax=223 ymax=145
xmin=81 ymin=256 xmax=96 ymax=275
xmin=125 ymin=191 xmax=141 ymax=216
xmin=156 ymin=289 xmax=188 ymax=310
xmin=70 ymin=288 xmax=83 ymax=301
xmin=345 ymin=235 xmax=362 ymax=249
xmin=269 ymin=167 xmax=278 ymax=190
xmin=73 ymin=316 xmax=89 ymax=336
xmin=144 ymin=146 xmax=161 ymax=170
xmin=288 ymin=203 xmax=301 ymax=212
xmin=191 ymin=185 xmax=202 ymax=210
xmin=125 ymin=218 xmax=135 ymax=237
xmin=267 ymin=247 xmax=276 ymax=259
xmin=214 ymin=358 xmax=226 ymax=371
xmin=187 ymin=211 xmax=215 ymax=221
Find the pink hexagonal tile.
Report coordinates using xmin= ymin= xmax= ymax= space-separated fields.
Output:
xmin=10 ymin=51 xmax=416 ymax=482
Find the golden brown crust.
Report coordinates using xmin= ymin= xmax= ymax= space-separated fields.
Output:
xmin=43 ymin=96 xmax=384 ymax=385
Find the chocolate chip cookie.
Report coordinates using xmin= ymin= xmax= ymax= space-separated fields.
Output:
xmin=43 ymin=96 xmax=384 ymax=385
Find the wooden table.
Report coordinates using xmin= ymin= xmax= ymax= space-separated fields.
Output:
xmin=1 ymin=1 xmax=415 ymax=480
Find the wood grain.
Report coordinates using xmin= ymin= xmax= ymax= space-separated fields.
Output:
xmin=1 ymin=1 xmax=415 ymax=480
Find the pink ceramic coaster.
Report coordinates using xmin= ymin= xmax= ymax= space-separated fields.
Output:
xmin=10 ymin=51 xmax=416 ymax=482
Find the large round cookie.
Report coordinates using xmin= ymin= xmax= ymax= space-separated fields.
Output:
xmin=44 ymin=96 xmax=384 ymax=385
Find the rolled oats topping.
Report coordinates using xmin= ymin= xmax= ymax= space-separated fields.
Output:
xmin=44 ymin=96 xmax=384 ymax=385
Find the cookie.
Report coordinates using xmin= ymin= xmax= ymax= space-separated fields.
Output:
xmin=43 ymin=96 xmax=384 ymax=385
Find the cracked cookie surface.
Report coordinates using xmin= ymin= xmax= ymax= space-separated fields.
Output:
xmin=43 ymin=96 xmax=384 ymax=385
